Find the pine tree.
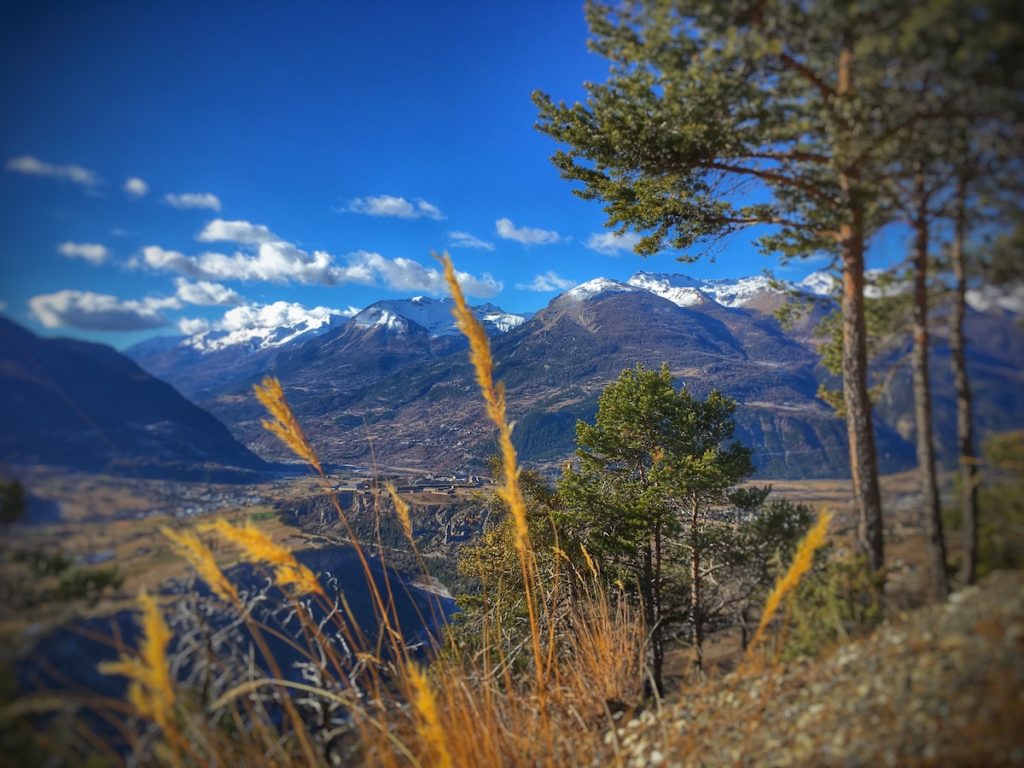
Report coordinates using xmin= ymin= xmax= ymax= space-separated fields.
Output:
xmin=534 ymin=0 xmax=899 ymax=575
xmin=558 ymin=364 xmax=753 ymax=689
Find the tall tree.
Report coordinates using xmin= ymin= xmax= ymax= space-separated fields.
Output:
xmin=558 ymin=364 xmax=754 ymax=689
xmin=535 ymin=0 xmax=898 ymax=575
xmin=872 ymin=0 xmax=1024 ymax=593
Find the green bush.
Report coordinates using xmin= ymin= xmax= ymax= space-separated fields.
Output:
xmin=782 ymin=554 xmax=883 ymax=661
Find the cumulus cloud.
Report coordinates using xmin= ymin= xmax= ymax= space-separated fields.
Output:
xmin=448 ymin=231 xmax=495 ymax=251
xmin=28 ymin=290 xmax=173 ymax=331
xmin=143 ymin=220 xmax=356 ymax=285
xmin=173 ymin=278 xmax=244 ymax=306
xmin=140 ymin=219 xmax=501 ymax=296
xmin=198 ymin=218 xmax=276 ymax=245
xmin=200 ymin=243 xmax=365 ymax=284
xmin=178 ymin=316 xmax=211 ymax=335
xmin=123 ymin=177 xmax=148 ymax=197
xmin=347 ymin=195 xmax=444 ymax=220
xmin=141 ymin=245 xmax=202 ymax=278
xmin=6 ymin=155 xmax=98 ymax=187
xmin=585 ymin=231 xmax=641 ymax=256
xmin=165 ymin=192 xmax=222 ymax=211
xmin=495 ymin=218 xmax=562 ymax=246
xmin=57 ymin=241 xmax=109 ymax=265
xmin=516 ymin=271 xmax=576 ymax=292
xmin=347 ymin=250 xmax=501 ymax=297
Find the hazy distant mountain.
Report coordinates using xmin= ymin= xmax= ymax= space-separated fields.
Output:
xmin=0 ymin=318 xmax=266 ymax=479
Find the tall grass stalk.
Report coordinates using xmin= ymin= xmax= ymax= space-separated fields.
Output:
xmin=748 ymin=509 xmax=833 ymax=655
xmin=439 ymin=254 xmax=548 ymax=697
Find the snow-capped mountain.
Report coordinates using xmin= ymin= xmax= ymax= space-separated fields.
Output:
xmin=797 ymin=270 xmax=838 ymax=297
xmin=626 ymin=271 xmax=787 ymax=309
xmin=127 ymin=296 xmax=527 ymax=400
xmin=966 ymin=285 xmax=1024 ymax=315
xmin=352 ymin=296 xmax=528 ymax=337
xmin=183 ymin=301 xmax=353 ymax=353
xmin=560 ymin=277 xmax=643 ymax=302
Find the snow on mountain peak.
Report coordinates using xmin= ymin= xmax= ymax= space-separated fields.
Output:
xmin=182 ymin=301 xmax=353 ymax=353
xmin=563 ymin=277 xmax=641 ymax=302
xmin=966 ymin=285 xmax=1024 ymax=314
xmin=627 ymin=272 xmax=709 ymax=307
xmin=353 ymin=306 xmax=409 ymax=333
xmin=798 ymin=270 xmax=837 ymax=297
xmin=626 ymin=271 xmax=778 ymax=308
xmin=354 ymin=297 xmax=526 ymax=337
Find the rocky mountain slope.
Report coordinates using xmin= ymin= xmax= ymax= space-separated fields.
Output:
xmin=0 ymin=318 xmax=266 ymax=479
xmin=124 ymin=270 xmax=1024 ymax=478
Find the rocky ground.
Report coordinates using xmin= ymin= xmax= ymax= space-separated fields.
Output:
xmin=602 ymin=570 xmax=1024 ymax=767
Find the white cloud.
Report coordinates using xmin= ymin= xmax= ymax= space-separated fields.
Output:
xmin=173 ymin=278 xmax=244 ymax=306
xmin=141 ymin=245 xmax=202 ymax=278
xmin=178 ymin=316 xmax=211 ymax=335
xmin=123 ymin=177 xmax=148 ymax=197
xmin=165 ymin=192 xmax=222 ymax=211
xmin=57 ymin=241 xmax=109 ymax=265
xmin=448 ymin=231 xmax=495 ymax=251
xmin=28 ymin=290 xmax=173 ymax=331
xmin=198 ymin=218 xmax=276 ymax=244
xmin=200 ymin=242 xmax=364 ymax=284
xmin=347 ymin=195 xmax=444 ymax=220
xmin=347 ymin=250 xmax=502 ymax=297
xmin=516 ymin=271 xmax=576 ymax=292
xmin=585 ymin=231 xmax=641 ymax=256
xmin=6 ymin=155 xmax=98 ymax=187
xmin=141 ymin=219 xmax=500 ymax=296
xmin=495 ymin=218 xmax=562 ymax=246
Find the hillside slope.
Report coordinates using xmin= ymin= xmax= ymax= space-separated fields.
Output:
xmin=607 ymin=570 xmax=1024 ymax=766
xmin=0 ymin=318 xmax=266 ymax=479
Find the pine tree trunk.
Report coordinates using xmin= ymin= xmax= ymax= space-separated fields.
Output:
xmin=641 ymin=541 xmax=664 ymax=696
xmin=837 ymin=45 xmax=885 ymax=577
xmin=949 ymin=176 xmax=979 ymax=585
xmin=910 ymin=180 xmax=949 ymax=600
xmin=690 ymin=497 xmax=703 ymax=672
xmin=839 ymin=208 xmax=885 ymax=574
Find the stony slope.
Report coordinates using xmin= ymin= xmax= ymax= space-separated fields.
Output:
xmin=605 ymin=570 xmax=1024 ymax=767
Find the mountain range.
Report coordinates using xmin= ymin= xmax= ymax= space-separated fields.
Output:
xmin=121 ymin=270 xmax=1024 ymax=478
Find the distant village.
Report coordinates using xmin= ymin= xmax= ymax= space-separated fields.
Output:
xmin=332 ymin=471 xmax=491 ymax=497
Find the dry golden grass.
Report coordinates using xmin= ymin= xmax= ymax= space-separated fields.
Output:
xmin=98 ymin=590 xmax=177 ymax=741
xmin=749 ymin=508 xmax=833 ymax=655
xmin=161 ymin=526 xmax=238 ymax=603
xmin=385 ymin=481 xmax=415 ymax=546
xmin=201 ymin=518 xmax=324 ymax=597
xmin=44 ymin=254 xmax=848 ymax=768
xmin=254 ymin=375 xmax=323 ymax=474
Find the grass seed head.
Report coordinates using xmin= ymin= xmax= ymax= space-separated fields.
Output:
xmin=253 ymin=376 xmax=323 ymax=474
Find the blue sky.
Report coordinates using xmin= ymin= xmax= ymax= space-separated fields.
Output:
xmin=0 ymin=1 xmax=904 ymax=349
